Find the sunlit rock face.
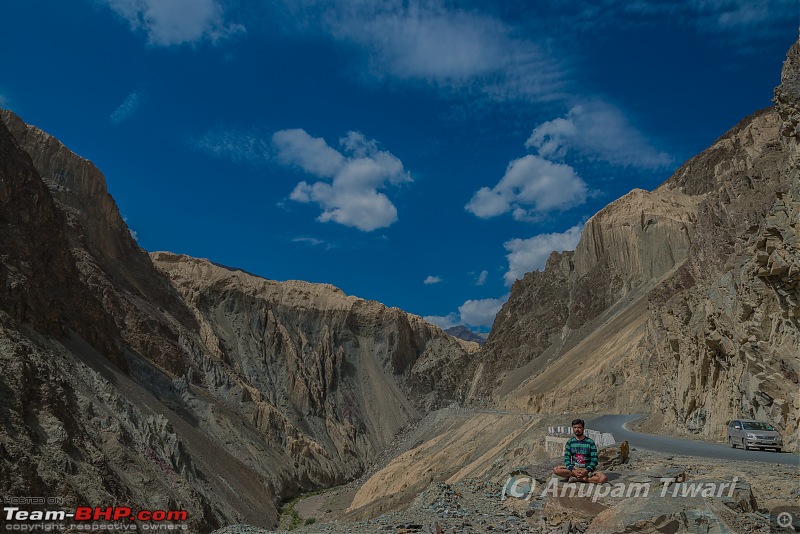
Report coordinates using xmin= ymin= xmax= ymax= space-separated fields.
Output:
xmin=480 ymin=39 xmax=799 ymax=451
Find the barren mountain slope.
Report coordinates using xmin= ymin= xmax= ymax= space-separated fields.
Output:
xmin=0 ymin=110 xmax=474 ymax=531
xmin=0 ymin=117 xmax=252 ymax=531
xmin=150 ymin=251 xmax=475 ymax=471
xmin=481 ymin=39 xmax=799 ymax=449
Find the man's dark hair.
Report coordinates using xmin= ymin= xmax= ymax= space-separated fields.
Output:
xmin=571 ymin=419 xmax=585 ymax=427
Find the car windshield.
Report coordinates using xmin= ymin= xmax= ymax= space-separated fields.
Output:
xmin=742 ymin=422 xmax=774 ymax=431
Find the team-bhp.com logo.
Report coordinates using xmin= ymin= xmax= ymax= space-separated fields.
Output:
xmin=4 ymin=505 xmax=189 ymax=531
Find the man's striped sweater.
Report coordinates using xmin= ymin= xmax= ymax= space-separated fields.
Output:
xmin=564 ymin=436 xmax=598 ymax=471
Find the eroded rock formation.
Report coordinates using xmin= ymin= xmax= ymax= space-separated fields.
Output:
xmin=0 ymin=109 xmax=473 ymax=531
xmin=483 ymin=39 xmax=799 ymax=450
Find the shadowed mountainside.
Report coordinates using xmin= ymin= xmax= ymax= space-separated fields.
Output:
xmin=0 ymin=109 xmax=474 ymax=531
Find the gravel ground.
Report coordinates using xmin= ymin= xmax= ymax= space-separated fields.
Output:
xmin=212 ymin=446 xmax=800 ymax=534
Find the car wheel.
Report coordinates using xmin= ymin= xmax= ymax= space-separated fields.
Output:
xmin=729 ymin=437 xmax=736 ymax=448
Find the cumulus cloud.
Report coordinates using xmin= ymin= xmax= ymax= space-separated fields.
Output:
xmin=424 ymin=313 xmax=459 ymax=330
xmin=503 ymin=224 xmax=583 ymax=285
xmin=274 ymin=129 xmax=412 ymax=232
xmin=110 ymin=90 xmax=141 ymax=124
xmin=526 ymin=100 xmax=673 ymax=169
xmin=458 ymin=295 xmax=509 ymax=328
xmin=476 ymin=270 xmax=488 ymax=286
xmin=466 ymin=155 xmax=587 ymax=220
xmin=273 ymin=129 xmax=345 ymax=177
xmin=424 ymin=275 xmax=442 ymax=285
xmin=281 ymin=0 xmax=565 ymax=102
xmin=193 ymin=128 xmax=271 ymax=164
xmin=103 ymin=0 xmax=244 ymax=46
xmin=424 ymin=293 xmax=509 ymax=329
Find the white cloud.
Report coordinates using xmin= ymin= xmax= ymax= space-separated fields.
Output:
xmin=273 ymin=129 xmax=345 ymax=177
xmin=110 ymin=90 xmax=141 ymax=124
xmin=458 ymin=295 xmax=509 ymax=328
xmin=466 ymin=155 xmax=587 ymax=220
xmin=424 ymin=313 xmax=459 ymax=330
xmin=275 ymin=128 xmax=412 ymax=232
xmin=425 ymin=292 xmax=510 ymax=329
xmin=103 ymin=0 xmax=244 ymax=46
xmin=503 ymin=224 xmax=583 ymax=285
xmin=0 ymin=93 xmax=9 ymax=109
xmin=193 ymin=128 xmax=271 ymax=164
xmin=284 ymin=0 xmax=565 ymax=102
xmin=526 ymin=100 xmax=672 ymax=169
xmin=424 ymin=275 xmax=442 ymax=285
xmin=476 ymin=270 xmax=488 ymax=286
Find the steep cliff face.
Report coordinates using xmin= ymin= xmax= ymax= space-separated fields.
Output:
xmin=0 ymin=110 xmax=474 ymax=530
xmin=479 ymin=251 xmax=573 ymax=394
xmin=151 ymin=252 xmax=473 ymax=473
xmin=486 ymin=38 xmax=799 ymax=449
xmin=481 ymin=186 xmax=701 ymax=399
xmin=1 ymin=109 xmax=197 ymax=377
xmin=643 ymin=40 xmax=799 ymax=445
xmin=0 ymin=117 xmax=118 ymax=358
xmin=0 ymin=118 xmax=251 ymax=531
xmin=570 ymin=187 xmax=700 ymax=329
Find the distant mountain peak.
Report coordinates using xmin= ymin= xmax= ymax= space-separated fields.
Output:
xmin=444 ymin=325 xmax=488 ymax=346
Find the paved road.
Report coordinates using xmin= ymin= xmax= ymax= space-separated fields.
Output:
xmin=587 ymin=414 xmax=799 ymax=466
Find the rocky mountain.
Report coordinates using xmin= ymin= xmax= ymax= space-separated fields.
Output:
xmin=444 ymin=325 xmax=488 ymax=346
xmin=1 ymin=32 xmax=797 ymax=534
xmin=480 ymin=40 xmax=799 ymax=450
xmin=0 ymin=109 xmax=474 ymax=531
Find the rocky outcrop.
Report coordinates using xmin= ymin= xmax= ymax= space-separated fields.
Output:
xmin=0 ymin=116 xmax=119 ymax=360
xmin=480 ymin=186 xmax=700 ymax=399
xmin=484 ymin=37 xmax=799 ymax=449
xmin=1 ymin=109 xmax=197 ymax=377
xmin=480 ymin=251 xmax=573 ymax=390
xmin=643 ymin=39 xmax=800 ymax=447
xmin=151 ymin=252 xmax=473 ymax=471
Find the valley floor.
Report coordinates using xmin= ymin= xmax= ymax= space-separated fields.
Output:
xmin=211 ymin=408 xmax=800 ymax=533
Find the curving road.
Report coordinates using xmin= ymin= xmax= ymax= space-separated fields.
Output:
xmin=587 ymin=414 xmax=800 ymax=466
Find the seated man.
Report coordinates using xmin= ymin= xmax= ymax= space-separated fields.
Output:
xmin=552 ymin=419 xmax=609 ymax=484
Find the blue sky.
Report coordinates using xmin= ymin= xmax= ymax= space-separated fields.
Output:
xmin=1 ymin=1 xmax=796 ymax=331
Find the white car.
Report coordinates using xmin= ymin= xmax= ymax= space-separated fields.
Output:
xmin=727 ymin=419 xmax=783 ymax=452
